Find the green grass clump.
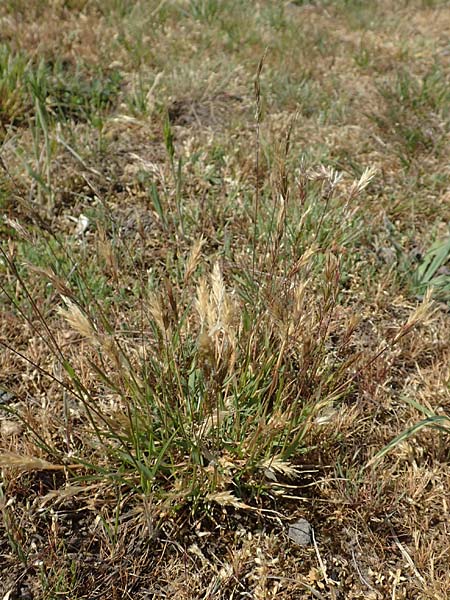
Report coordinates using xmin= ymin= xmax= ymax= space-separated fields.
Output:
xmin=413 ymin=235 xmax=450 ymax=301
xmin=374 ymin=66 xmax=450 ymax=165
xmin=0 ymin=44 xmax=32 ymax=127
xmin=1 ymin=160 xmax=379 ymax=511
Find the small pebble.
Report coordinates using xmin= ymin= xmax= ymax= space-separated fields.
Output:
xmin=288 ymin=518 xmax=313 ymax=547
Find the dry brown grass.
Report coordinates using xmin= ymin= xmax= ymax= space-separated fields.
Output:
xmin=1 ymin=1 xmax=450 ymax=598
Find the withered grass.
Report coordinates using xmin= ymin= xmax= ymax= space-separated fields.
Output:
xmin=1 ymin=1 xmax=450 ymax=598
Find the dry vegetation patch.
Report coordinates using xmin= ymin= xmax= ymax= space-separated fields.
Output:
xmin=1 ymin=1 xmax=450 ymax=598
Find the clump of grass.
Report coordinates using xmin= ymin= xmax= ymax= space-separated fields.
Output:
xmin=0 ymin=44 xmax=32 ymax=127
xmin=0 ymin=45 xmax=122 ymax=131
xmin=412 ymin=235 xmax=450 ymax=302
xmin=0 ymin=157 xmax=366 ymax=499
xmin=1 ymin=154 xmax=432 ymax=520
xmin=373 ymin=66 xmax=449 ymax=165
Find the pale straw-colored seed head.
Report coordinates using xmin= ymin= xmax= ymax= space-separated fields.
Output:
xmin=210 ymin=262 xmax=226 ymax=322
xmin=58 ymin=297 xmax=98 ymax=344
xmin=260 ymin=455 xmax=299 ymax=479
xmin=393 ymin=288 xmax=436 ymax=342
xmin=349 ymin=166 xmax=377 ymax=197
xmin=148 ymin=291 xmax=167 ymax=333
xmin=184 ymin=236 xmax=205 ymax=284
xmin=195 ymin=276 xmax=211 ymax=331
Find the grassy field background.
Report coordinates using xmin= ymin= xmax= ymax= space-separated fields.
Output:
xmin=1 ymin=0 xmax=449 ymax=598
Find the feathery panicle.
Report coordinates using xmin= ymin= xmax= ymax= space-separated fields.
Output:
xmin=58 ymin=298 xmax=98 ymax=344
xmin=261 ymin=456 xmax=299 ymax=479
xmin=148 ymin=291 xmax=168 ymax=333
xmin=196 ymin=276 xmax=210 ymax=331
xmin=2 ymin=216 xmax=33 ymax=242
xmin=195 ymin=264 xmax=239 ymax=375
xmin=97 ymin=227 xmax=119 ymax=279
xmin=349 ymin=166 xmax=377 ymax=197
xmin=293 ymin=281 xmax=308 ymax=318
xmin=184 ymin=236 xmax=205 ymax=284
xmin=393 ymin=288 xmax=436 ymax=342
xmin=210 ymin=262 xmax=226 ymax=324
xmin=26 ymin=264 xmax=73 ymax=298
xmin=206 ymin=491 xmax=250 ymax=510
xmin=0 ymin=452 xmax=66 ymax=471
xmin=308 ymin=164 xmax=343 ymax=189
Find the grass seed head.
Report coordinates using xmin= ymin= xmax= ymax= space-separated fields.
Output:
xmin=58 ymin=297 xmax=98 ymax=344
xmin=184 ymin=236 xmax=205 ymax=284
xmin=148 ymin=290 xmax=169 ymax=334
xmin=349 ymin=165 xmax=378 ymax=197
